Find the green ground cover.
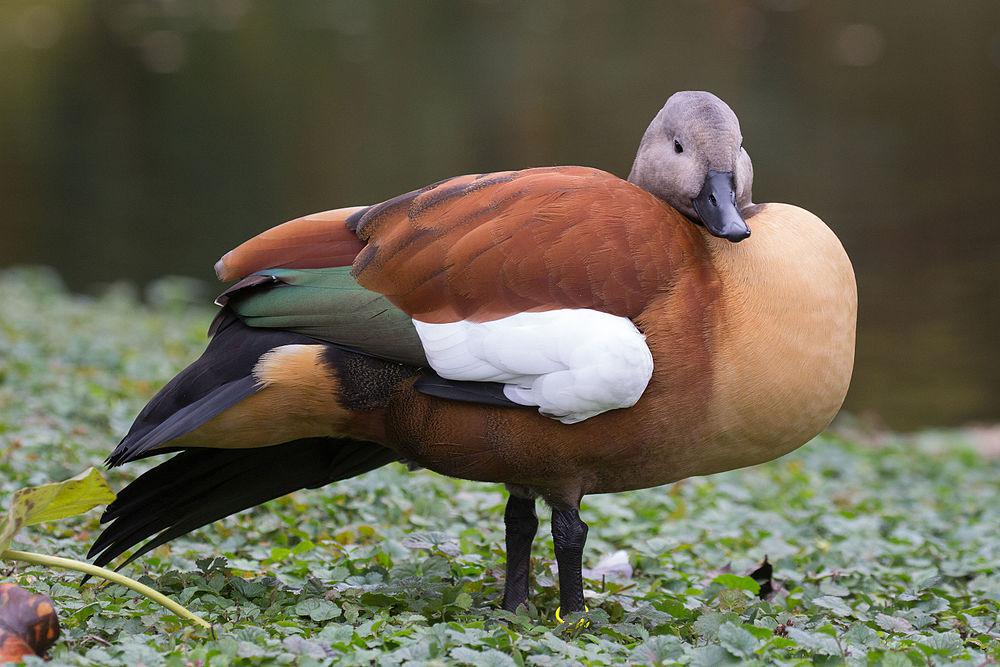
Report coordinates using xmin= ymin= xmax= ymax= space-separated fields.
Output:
xmin=0 ymin=268 xmax=997 ymax=666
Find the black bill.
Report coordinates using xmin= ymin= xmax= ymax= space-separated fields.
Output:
xmin=692 ymin=170 xmax=751 ymax=242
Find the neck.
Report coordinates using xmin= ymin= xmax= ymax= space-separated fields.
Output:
xmin=702 ymin=203 xmax=857 ymax=471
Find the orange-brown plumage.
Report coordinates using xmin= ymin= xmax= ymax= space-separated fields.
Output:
xmin=220 ymin=167 xmax=699 ymax=323
xmin=215 ymin=207 xmax=366 ymax=282
xmin=93 ymin=91 xmax=857 ymax=617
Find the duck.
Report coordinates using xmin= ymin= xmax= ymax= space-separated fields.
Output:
xmin=89 ymin=91 xmax=857 ymax=618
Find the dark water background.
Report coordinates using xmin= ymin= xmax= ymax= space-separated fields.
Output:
xmin=2 ymin=1 xmax=998 ymax=429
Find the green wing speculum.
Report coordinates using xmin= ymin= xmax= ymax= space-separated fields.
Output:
xmin=215 ymin=267 xmax=427 ymax=367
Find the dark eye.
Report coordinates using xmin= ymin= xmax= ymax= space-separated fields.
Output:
xmin=674 ymin=140 xmax=683 ymax=154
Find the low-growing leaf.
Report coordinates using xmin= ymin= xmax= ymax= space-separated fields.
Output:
xmin=964 ymin=614 xmax=1000 ymax=638
xmin=786 ymin=628 xmax=841 ymax=656
xmin=690 ymin=644 xmax=740 ymax=667
xmin=449 ymin=647 xmax=517 ymax=667
xmin=717 ymin=622 xmax=759 ymax=658
xmin=842 ymin=621 xmax=878 ymax=647
xmin=628 ymin=635 xmax=685 ymax=664
xmin=712 ymin=574 xmax=761 ymax=595
xmin=294 ymin=598 xmax=341 ymax=622
xmin=877 ymin=651 xmax=916 ymax=667
xmin=875 ymin=613 xmax=914 ymax=634
xmin=0 ymin=468 xmax=115 ymax=552
xmin=693 ymin=611 xmax=739 ymax=638
xmin=918 ymin=631 xmax=962 ymax=655
xmin=812 ymin=595 xmax=852 ymax=617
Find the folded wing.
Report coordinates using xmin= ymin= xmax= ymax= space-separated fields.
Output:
xmin=218 ymin=167 xmax=695 ymax=324
xmin=214 ymin=167 xmax=699 ymax=418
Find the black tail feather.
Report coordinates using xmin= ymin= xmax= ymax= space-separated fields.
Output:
xmin=93 ymin=308 xmax=413 ymax=573
xmin=106 ymin=310 xmax=321 ymax=467
xmin=89 ymin=438 xmax=399 ymax=570
xmin=106 ymin=376 xmax=259 ymax=467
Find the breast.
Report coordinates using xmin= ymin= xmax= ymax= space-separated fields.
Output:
xmin=696 ymin=203 xmax=858 ymax=475
xmin=576 ymin=203 xmax=856 ymax=491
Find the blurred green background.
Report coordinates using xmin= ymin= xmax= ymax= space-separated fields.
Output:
xmin=1 ymin=0 xmax=997 ymax=430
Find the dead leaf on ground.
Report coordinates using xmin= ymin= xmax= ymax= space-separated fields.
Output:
xmin=0 ymin=583 xmax=60 ymax=663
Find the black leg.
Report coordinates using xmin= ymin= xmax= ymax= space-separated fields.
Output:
xmin=500 ymin=495 xmax=538 ymax=612
xmin=551 ymin=507 xmax=589 ymax=615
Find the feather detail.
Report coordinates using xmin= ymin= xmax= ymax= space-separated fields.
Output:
xmin=214 ymin=168 xmax=700 ymax=326
xmin=90 ymin=438 xmax=398 ymax=570
xmin=105 ymin=312 xmax=319 ymax=467
xmin=206 ymin=168 xmax=700 ymax=421
xmin=412 ymin=309 xmax=653 ymax=424
xmin=412 ymin=373 xmax=522 ymax=409
xmin=219 ymin=267 xmax=427 ymax=366
xmin=348 ymin=167 xmax=696 ymax=323
xmin=215 ymin=207 xmax=367 ymax=282
xmin=105 ymin=314 xmax=368 ymax=467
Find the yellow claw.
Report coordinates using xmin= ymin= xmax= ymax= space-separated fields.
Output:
xmin=554 ymin=605 xmax=590 ymax=627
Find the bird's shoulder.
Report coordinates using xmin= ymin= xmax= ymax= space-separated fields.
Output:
xmin=350 ymin=166 xmax=698 ymax=322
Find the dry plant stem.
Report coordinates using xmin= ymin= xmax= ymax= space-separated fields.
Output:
xmin=2 ymin=549 xmax=211 ymax=629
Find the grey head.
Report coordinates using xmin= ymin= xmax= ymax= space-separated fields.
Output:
xmin=628 ymin=91 xmax=754 ymax=242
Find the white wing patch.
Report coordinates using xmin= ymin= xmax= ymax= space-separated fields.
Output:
xmin=413 ymin=309 xmax=653 ymax=424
